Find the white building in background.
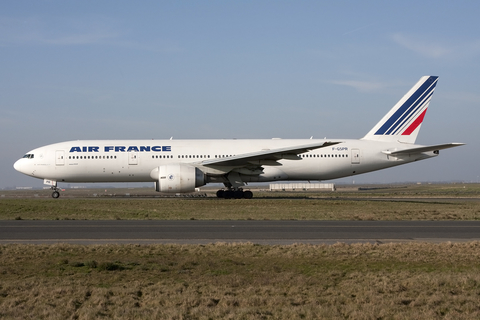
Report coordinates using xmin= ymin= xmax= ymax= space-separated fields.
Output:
xmin=269 ymin=183 xmax=335 ymax=191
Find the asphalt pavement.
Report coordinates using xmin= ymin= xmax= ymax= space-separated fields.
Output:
xmin=1 ymin=220 xmax=479 ymax=245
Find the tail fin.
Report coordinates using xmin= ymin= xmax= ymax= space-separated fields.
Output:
xmin=362 ymin=76 xmax=438 ymax=144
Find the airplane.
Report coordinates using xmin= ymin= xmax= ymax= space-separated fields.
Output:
xmin=14 ymin=76 xmax=464 ymax=199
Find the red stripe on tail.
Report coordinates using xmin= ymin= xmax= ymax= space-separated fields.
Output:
xmin=402 ymin=108 xmax=427 ymax=135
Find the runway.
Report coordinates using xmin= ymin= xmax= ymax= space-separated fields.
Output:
xmin=1 ymin=220 xmax=480 ymax=244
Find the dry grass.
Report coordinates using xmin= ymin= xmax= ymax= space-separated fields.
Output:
xmin=2 ymin=184 xmax=479 ymax=221
xmin=1 ymin=242 xmax=480 ymax=319
xmin=0 ymin=197 xmax=479 ymax=221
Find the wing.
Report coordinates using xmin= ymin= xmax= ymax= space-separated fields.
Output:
xmin=382 ymin=143 xmax=465 ymax=155
xmin=200 ymin=141 xmax=341 ymax=167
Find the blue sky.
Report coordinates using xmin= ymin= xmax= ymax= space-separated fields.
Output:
xmin=2 ymin=1 xmax=479 ymax=188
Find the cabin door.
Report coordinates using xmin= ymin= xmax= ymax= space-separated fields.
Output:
xmin=55 ymin=150 xmax=65 ymax=166
xmin=128 ymin=152 xmax=138 ymax=165
xmin=351 ymin=149 xmax=360 ymax=164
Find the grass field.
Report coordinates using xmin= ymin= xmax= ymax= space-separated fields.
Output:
xmin=1 ymin=197 xmax=480 ymax=221
xmin=2 ymin=242 xmax=480 ymax=319
xmin=1 ymin=184 xmax=480 ymax=221
xmin=1 ymin=184 xmax=480 ymax=319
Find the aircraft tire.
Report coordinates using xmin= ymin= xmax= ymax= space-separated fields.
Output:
xmin=244 ymin=190 xmax=253 ymax=199
xmin=216 ymin=190 xmax=224 ymax=198
xmin=52 ymin=191 xmax=60 ymax=199
xmin=234 ymin=190 xmax=244 ymax=199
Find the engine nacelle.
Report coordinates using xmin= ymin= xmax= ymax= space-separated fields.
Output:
xmin=150 ymin=164 xmax=206 ymax=193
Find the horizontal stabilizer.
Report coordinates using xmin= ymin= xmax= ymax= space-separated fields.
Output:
xmin=382 ymin=143 xmax=465 ymax=155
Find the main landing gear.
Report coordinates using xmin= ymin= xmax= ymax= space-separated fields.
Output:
xmin=216 ymin=188 xmax=253 ymax=199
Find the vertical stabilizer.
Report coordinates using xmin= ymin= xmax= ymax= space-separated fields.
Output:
xmin=362 ymin=76 xmax=438 ymax=144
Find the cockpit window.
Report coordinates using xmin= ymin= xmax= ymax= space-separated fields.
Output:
xmin=22 ymin=154 xmax=34 ymax=159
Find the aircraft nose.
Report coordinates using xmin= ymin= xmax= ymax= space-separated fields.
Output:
xmin=13 ymin=159 xmax=28 ymax=175
xmin=13 ymin=159 xmax=21 ymax=171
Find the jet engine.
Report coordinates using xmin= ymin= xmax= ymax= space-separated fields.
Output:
xmin=150 ymin=164 xmax=206 ymax=193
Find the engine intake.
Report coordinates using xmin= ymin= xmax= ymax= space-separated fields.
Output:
xmin=151 ymin=164 xmax=206 ymax=193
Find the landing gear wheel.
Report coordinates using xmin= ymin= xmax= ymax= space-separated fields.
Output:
xmin=217 ymin=188 xmax=253 ymax=199
xmin=234 ymin=190 xmax=244 ymax=199
xmin=243 ymin=190 xmax=253 ymax=199
xmin=52 ymin=191 xmax=60 ymax=199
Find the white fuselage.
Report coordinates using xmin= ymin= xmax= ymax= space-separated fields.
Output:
xmin=13 ymin=139 xmax=436 ymax=185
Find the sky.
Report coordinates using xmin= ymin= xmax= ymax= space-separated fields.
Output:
xmin=1 ymin=1 xmax=479 ymax=189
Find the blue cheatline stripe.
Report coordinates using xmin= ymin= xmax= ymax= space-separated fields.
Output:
xmin=389 ymin=89 xmax=434 ymax=135
xmin=375 ymin=76 xmax=438 ymax=135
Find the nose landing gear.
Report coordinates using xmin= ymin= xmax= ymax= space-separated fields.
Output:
xmin=51 ymin=185 xmax=61 ymax=199
xmin=44 ymin=179 xmax=61 ymax=199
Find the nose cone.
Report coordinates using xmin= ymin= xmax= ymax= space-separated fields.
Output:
xmin=14 ymin=159 xmax=30 ymax=176
xmin=14 ymin=159 xmax=22 ymax=172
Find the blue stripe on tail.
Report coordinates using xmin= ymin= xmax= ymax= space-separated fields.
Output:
xmin=375 ymin=76 xmax=438 ymax=135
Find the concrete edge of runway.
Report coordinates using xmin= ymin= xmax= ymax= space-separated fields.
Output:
xmin=2 ymin=238 xmax=480 ymax=245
